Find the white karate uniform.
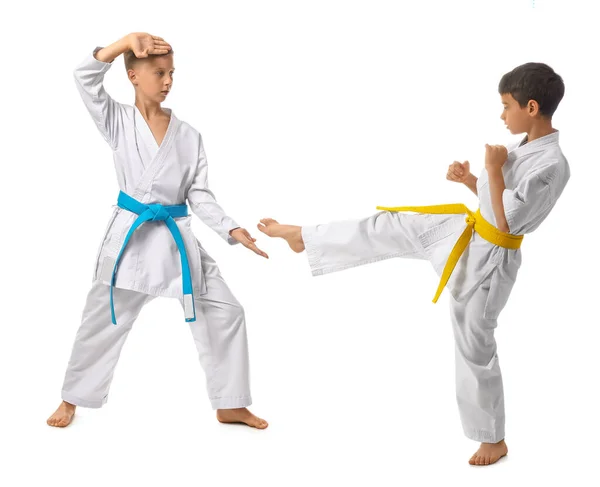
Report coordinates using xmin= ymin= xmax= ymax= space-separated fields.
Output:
xmin=301 ymin=131 xmax=569 ymax=442
xmin=61 ymin=47 xmax=251 ymax=410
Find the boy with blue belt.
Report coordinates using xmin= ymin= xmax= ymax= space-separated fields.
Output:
xmin=47 ymin=32 xmax=268 ymax=429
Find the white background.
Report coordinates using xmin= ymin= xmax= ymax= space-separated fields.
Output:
xmin=1 ymin=0 xmax=598 ymax=485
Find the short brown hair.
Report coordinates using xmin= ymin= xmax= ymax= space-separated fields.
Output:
xmin=123 ymin=49 xmax=174 ymax=71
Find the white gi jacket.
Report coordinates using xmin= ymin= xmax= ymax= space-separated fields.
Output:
xmin=417 ymin=130 xmax=569 ymax=316
xmin=74 ymin=47 xmax=240 ymax=299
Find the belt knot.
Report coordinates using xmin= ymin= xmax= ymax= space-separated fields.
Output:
xmin=148 ymin=204 xmax=170 ymax=221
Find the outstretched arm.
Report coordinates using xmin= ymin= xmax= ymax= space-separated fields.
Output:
xmin=187 ymin=135 xmax=268 ymax=258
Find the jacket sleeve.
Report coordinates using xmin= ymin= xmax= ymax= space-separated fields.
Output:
xmin=73 ymin=46 xmax=122 ymax=150
xmin=186 ymin=134 xmax=241 ymax=245
xmin=502 ymin=161 xmax=564 ymax=233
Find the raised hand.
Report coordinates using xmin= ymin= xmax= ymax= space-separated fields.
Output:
xmin=484 ymin=144 xmax=508 ymax=170
xmin=127 ymin=32 xmax=172 ymax=58
xmin=446 ymin=160 xmax=471 ymax=183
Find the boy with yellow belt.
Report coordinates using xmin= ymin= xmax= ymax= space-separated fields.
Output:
xmin=257 ymin=62 xmax=570 ymax=465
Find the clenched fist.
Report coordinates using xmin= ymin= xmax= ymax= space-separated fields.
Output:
xmin=484 ymin=144 xmax=508 ymax=170
xmin=446 ymin=161 xmax=471 ymax=183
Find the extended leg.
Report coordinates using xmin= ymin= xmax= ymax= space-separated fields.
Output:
xmin=258 ymin=211 xmax=430 ymax=275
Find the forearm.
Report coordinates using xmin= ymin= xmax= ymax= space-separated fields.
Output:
xmin=463 ymin=174 xmax=478 ymax=195
xmin=188 ymin=195 xmax=240 ymax=245
xmin=486 ymin=166 xmax=510 ymax=232
xmin=95 ymin=36 xmax=132 ymax=63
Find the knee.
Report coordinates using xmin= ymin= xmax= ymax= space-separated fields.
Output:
xmin=455 ymin=341 xmax=497 ymax=369
xmin=227 ymin=302 xmax=246 ymax=326
xmin=451 ymin=314 xmax=498 ymax=368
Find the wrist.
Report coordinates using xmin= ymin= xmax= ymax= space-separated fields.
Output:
xmin=485 ymin=164 xmax=502 ymax=173
xmin=120 ymin=35 xmax=133 ymax=52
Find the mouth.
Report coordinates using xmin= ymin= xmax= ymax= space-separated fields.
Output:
xmin=161 ymin=91 xmax=170 ymax=95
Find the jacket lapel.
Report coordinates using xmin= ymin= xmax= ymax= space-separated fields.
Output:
xmin=132 ymin=107 xmax=181 ymax=201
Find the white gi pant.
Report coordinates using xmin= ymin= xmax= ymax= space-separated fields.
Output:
xmin=302 ymin=211 xmax=506 ymax=443
xmin=61 ymin=246 xmax=252 ymax=410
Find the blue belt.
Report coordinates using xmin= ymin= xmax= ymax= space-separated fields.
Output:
xmin=111 ymin=191 xmax=196 ymax=325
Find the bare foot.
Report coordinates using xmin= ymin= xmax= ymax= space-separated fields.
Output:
xmin=47 ymin=401 xmax=76 ymax=428
xmin=216 ymin=407 xmax=268 ymax=429
xmin=257 ymin=218 xmax=305 ymax=253
xmin=469 ymin=440 xmax=508 ymax=466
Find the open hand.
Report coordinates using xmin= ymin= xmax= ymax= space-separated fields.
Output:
xmin=127 ymin=32 xmax=172 ymax=58
xmin=446 ymin=161 xmax=471 ymax=183
xmin=230 ymin=228 xmax=269 ymax=259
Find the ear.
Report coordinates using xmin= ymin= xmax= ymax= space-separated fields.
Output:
xmin=527 ymin=99 xmax=540 ymax=117
xmin=127 ymin=69 xmax=137 ymax=85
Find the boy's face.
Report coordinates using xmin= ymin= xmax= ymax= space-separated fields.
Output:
xmin=129 ymin=54 xmax=175 ymax=103
xmin=500 ymin=93 xmax=535 ymax=135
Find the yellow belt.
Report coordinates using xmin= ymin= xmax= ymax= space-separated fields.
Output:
xmin=375 ymin=204 xmax=524 ymax=303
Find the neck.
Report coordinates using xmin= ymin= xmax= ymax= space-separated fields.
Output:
xmin=525 ymin=119 xmax=556 ymax=143
xmin=135 ymin=96 xmax=165 ymax=119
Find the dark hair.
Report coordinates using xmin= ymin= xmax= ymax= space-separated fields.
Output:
xmin=124 ymin=49 xmax=174 ymax=71
xmin=498 ymin=62 xmax=564 ymax=117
